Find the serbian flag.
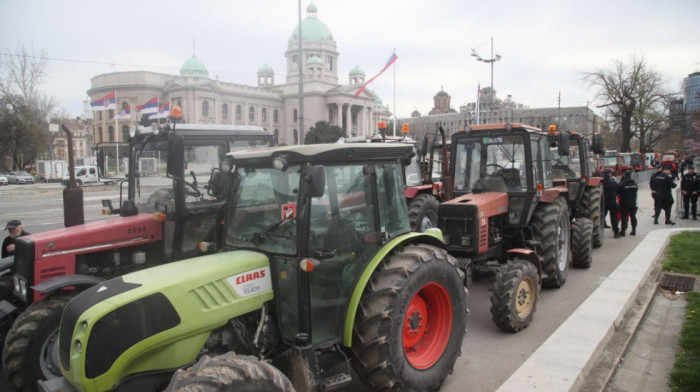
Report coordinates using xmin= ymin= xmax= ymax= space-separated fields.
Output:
xmin=114 ymin=106 xmax=131 ymax=120
xmin=90 ymin=92 xmax=116 ymax=111
xmin=149 ymin=102 xmax=170 ymax=119
xmin=354 ymin=53 xmax=398 ymax=99
xmin=137 ymin=97 xmax=159 ymax=114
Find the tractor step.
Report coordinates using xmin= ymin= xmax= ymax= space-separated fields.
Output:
xmin=322 ymin=372 xmax=352 ymax=390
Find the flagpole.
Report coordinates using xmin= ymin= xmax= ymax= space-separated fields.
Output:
xmin=393 ymin=48 xmax=396 ymax=137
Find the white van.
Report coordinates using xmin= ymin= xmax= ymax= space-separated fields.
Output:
xmin=61 ymin=166 xmax=107 ymax=186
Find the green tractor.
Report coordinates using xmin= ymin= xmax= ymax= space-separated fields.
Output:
xmin=41 ymin=143 xmax=467 ymax=392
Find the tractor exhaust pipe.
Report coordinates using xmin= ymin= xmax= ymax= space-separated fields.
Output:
xmin=61 ymin=124 xmax=84 ymax=227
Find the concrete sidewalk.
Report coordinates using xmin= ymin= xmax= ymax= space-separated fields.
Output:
xmin=497 ymin=190 xmax=700 ymax=392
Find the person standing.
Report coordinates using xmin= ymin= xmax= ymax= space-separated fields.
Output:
xmin=650 ymin=165 xmax=663 ymax=218
xmin=651 ymin=169 xmax=677 ymax=225
xmin=602 ymin=169 xmax=621 ymax=238
xmin=618 ymin=170 xmax=638 ymax=236
xmin=681 ymin=166 xmax=699 ymax=220
xmin=2 ymin=219 xmax=30 ymax=258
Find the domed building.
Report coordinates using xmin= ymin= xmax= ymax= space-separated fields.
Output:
xmin=87 ymin=3 xmax=390 ymax=146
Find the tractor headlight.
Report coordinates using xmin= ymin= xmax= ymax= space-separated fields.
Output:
xmin=19 ymin=279 xmax=27 ymax=297
xmin=508 ymin=197 xmax=526 ymax=225
xmin=13 ymin=276 xmax=20 ymax=294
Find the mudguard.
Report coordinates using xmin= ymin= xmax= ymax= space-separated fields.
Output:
xmin=343 ymin=228 xmax=445 ymax=346
xmin=33 ymin=274 xmax=106 ymax=294
xmin=59 ymin=250 xmax=273 ymax=392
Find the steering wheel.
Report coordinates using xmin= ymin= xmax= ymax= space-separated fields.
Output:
xmin=486 ymin=163 xmax=506 ymax=176
xmin=184 ymin=181 xmax=202 ymax=198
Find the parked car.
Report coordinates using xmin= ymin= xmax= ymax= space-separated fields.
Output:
xmin=0 ymin=173 xmax=7 ymax=185
xmin=7 ymin=171 xmax=35 ymax=184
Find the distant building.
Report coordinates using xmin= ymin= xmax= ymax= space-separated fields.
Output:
xmin=400 ymin=87 xmax=604 ymax=142
xmin=44 ymin=117 xmax=92 ymax=163
xmin=428 ymin=88 xmax=457 ymax=115
xmin=87 ymin=3 xmax=391 ymax=147
xmin=683 ymin=72 xmax=700 ymax=115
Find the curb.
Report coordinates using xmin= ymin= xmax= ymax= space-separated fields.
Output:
xmin=496 ymin=228 xmax=700 ymax=392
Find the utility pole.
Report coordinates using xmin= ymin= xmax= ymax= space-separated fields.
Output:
xmin=298 ymin=0 xmax=304 ymax=145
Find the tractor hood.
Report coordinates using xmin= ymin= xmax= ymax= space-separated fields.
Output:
xmin=58 ymin=250 xmax=273 ymax=392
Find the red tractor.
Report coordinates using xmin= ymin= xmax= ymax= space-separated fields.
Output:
xmin=438 ymin=123 xmax=572 ymax=332
xmin=0 ymin=120 xmax=272 ymax=391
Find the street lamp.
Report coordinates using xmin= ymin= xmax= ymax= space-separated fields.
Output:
xmin=470 ymin=37 xmax=502 ymax=93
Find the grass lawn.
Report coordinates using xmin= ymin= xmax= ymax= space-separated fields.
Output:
xmin=665 ymin=232 xmax=700 ymax=392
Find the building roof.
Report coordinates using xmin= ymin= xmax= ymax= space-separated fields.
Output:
xmin=180 ymin=55 xmax=209 ymax=78
xmin=258 ymin=63 xmax=274 ymax=74
xmin=289 ymin=3 xmax=334 ymax=44
xmin=350 ymin=65 xmax=365 ymax=75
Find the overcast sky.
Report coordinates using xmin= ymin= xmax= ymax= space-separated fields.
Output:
xmin=1 ymin=0 xmax=699 ymax=120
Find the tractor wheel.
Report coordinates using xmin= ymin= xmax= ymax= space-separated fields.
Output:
xmin=166 ymin=353 xmax=294 ymax=392
xmin=571 ymin=218 xmax=594 ymax=268
xmin=2 ymin=293 xmax=78 ymax=392
xmin=407 ymin=193 xmax=439 ymax=232
xmin=581 ymin=184 xmax=604 ymax=248
xmin=490 ymin=259 xmax=540 ymax=332
xmin=351 ymin=243 xmax=467 ymax=391
xmin=531 ymin=197 xmax=571 ymax=289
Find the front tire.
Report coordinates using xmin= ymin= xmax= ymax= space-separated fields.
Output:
xmin=2 ymin=293 xmax=77 ymax=392
xmin=351 ymin=244 xmax=467 ymax=391
xmin=490 ymin=259 xmax=540 ymax=332
xmin=407 ymin=194 xmax=439 ymax=232
xmin=571 ymin=218 xmax=594 ymax=268
xmin=531 ymin=197 xmax=570 ymax=289
xmin=581 ymin=185 xmax=604 ymax=248
xmin=166 ymin=353 xmax=294 ymax=392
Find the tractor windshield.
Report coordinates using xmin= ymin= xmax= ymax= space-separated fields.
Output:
xmin=226 ymin=166 xmax=300 ymax=255
xmin=453 ymin=134 xmax=528 ymax=192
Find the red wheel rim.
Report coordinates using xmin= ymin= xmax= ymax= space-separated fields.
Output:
xmin=402 ymin=282 xmax=453 ymax=369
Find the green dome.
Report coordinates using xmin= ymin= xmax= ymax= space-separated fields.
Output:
xmin=374 ymin=96 xmax=384 ymax=107
xmin=307 ymin=56 xmax=323 ymax=65
xmin=180 ymin=55 xmax=209 ymax=78
xmin=289 ymin=3 xmax=333 ymax=44
xmin=350 ymin=65 xmax=365 ymax=75
xmin=258 ymin=63 xmax=274 ymax=73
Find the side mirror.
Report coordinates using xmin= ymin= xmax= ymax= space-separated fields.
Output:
xmin=207 ymin=168 xmax=225 ymax=198
xmin=557 ymin=131 xmax=570 ymax=156
xmin=304 ymin=165 xmax=326 ymax=198
xmin=591 ymin=133 xmax=605 ymax=155
xmin=420 ymin=135 xmax=429 ymax=158
xmin=167 ymin=134 xmax=185 ymax=178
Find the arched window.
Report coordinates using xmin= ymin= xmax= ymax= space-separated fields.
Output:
xmin=108 ymin=126 xmax=115 ymax=142
xmin=236 ymin=105 xmax=242 ymax=121
xmin=293 ymin=129 xmax=298 ymax=145
xmin=202 ymin=101 xmax=210 ymax=117
xmin=249 ymin=107 xmax=255 ymax=122
xmin=98 ymin=126 xmax=103 ymax=143
xmin=262 ymin=108 xmax=267 ymax=123
xmin=273 ymin=109 xmax=279 ymax=124
xmin=222 ymin=103 xmax=228 ymax=119
xmin=121 ymin=101 xmax=128 ymax=111
xmin=121 ymin=125 xmax=129 ymax=142
xmin=273 ymin=129 xmax=279 ymax=145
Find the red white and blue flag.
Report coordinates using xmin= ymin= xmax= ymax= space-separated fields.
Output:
xmin=90 ymin=92 xmax=116 ymax=111
xmin=137 ymin=97 xmax=159 ymax=114
xmin=354 ymin=53 xmax=398 ymax=99
xmin=149 ymin=102 xmax=171 ymax=119
xmin=114 ymin=106 xmax=131 ymax=120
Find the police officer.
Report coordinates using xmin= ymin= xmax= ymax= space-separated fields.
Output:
xmin=681 ymin=166 xmax=698 ymax=220
xmin=650 ymin=165 xmax=663 ymax=219
xmin=618 ymin=170 xmax=638 ymax=236
xmin=651 ymin=168 xmax=677 ymax=225
xmin=602 ymin=169 xmax=621 ymax=238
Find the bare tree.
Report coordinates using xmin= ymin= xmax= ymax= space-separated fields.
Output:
xmin=583 ymin=55 xmax=663 ymax=152
xmin=0 ymin=43 xmax=54 ymax=170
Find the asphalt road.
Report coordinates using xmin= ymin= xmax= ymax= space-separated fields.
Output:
xmin=0 ymin=181 xmax=656 ymax=391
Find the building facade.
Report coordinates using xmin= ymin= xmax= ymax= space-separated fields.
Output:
xmin=87 ymin=4 xmax=391 ymax=147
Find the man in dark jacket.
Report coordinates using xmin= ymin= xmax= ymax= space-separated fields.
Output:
xmin=651 ymin=169 xmax=677 ymax=225
xmin=681 ymin=166 xmax=698 ymax=220
xmin=650 ymin=165 xmax=663 ymax=218
xmin=2 ymin=219 xmax=30 ymax=258
xmin=618 ymin=170 xmax=638 ymax=236
xmin=602 ymin=169 xmax=621 ymax=238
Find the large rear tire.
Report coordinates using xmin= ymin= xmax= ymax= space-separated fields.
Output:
xmin=351 ymin=244 xmax=467 ymax=391
xmin=571 ymin=218 xmax=594 ymax=268
xmin=490 ymin=259 xmax=540 ymax=332
xmin=531 ymin=197 xmax=570 ymax=289
xmin=166 ymin=353 xmax=294 ymax=392
xmin=2 ymin=293 xmax=77 ymax=392
xmin=581 ymin=184 xmax=604 ymax=248
xmin=407 ymin=193 xmax=440 ymax=232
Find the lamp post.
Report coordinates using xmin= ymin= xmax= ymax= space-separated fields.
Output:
xmin=471 ymin=38 xmax=502 ymax=124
